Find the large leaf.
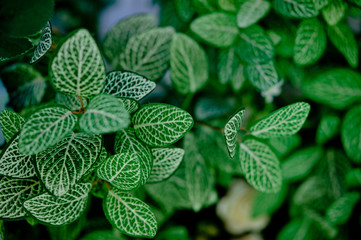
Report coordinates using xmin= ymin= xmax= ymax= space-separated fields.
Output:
xmin=237 ymin=0 xmax=270 ymax=28
xmin=50 ymin=29 xmax=106 ymax=97
xmin=245 ymin=60 xmax=279 ymax=92
xmin=316 ymin=115 xmax=340 ymax=144
xmin=342 ymin=105 xmax=361 ymax=163
xmin=19 ymin=106 xmax=77 ymax=155
xmin=217 ymin=47 xmax=245 ymax=87
xmin=23 ymin=183 xmax=91 ymax=225
xmin=224 ymin=108 xmax=245 ymax=158
xmin=0 ymin=110 xmax=25 ymax=142
xmin=190 ymin=13 xmax=238 ymax=47
xmin=250 ymin=102 xmax=310 ymax=138
xmin=0 ymin=35 xmax=33 ymax=63
xmin=239 ymin=139 xmax=282 ymax=193
xmin=321 ymin=0 xmax=346 ymax=26
xmin=132 ymin=103 xmax=193 ymax=147
xmin=274 ymin=0 xmax=319 ymax=18
xmin=36 ymin=133 xmax=101 ymax=196
xmin=79 ymin=94 xmax=130 ymax=135
xmin=30 ymin=21 xmax=52 ymax=64
xmin=103 ymin=190 xmax=157 ymax=238
xmin=326 ymin=192 xmax=360 ymax=225
xmin=170 ymin=33 xmax=208 ymax=95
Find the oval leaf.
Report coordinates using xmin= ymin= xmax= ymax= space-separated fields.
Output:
xmin=30 ymin=22 xmax=52 ymax=64
xmin=0 ymin=109 xmax=25 ymax=142
xmin=245 ymin=60 xmax=279 ymax=92
xmin=274 ymin=0 xmax=318 ymax=18
xmin=342 ymin=105 xmax=361 ymax=163
xmin=237 ymin=0 xmax=270 ymax=28
xmin=55 ymin=93 xmax=88 ymax=111
xmin=224 ymin=108 xmax=245 ymax=158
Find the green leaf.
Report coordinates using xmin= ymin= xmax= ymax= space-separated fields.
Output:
xmin=102 ymin=71 xmax=156 ymax=101
xmin=277 ymin=218 xmax=314 ymax=240
xmin=0 ymin=110 xmax=25 ymax=142
xmin=321 ymin=0 xmax=346 ymax=26
xmin=237 ymin=0 xmax=270 ymax=28
xmin=193 ymin=0 xmax=218 ymax=14
xmin=80 ymin=230 xmax=122 ymax=240
xmin=170 ymin=33 xmax=209 ymax=95
xmin=303 ymin=68 xmax=361 ymax=109
xmin=267 ymin=135 xmax=301 ymax=157
xmin=36 ymin=133 xmax=102 ymax=196
xmin=103 ymin=190 xmax=157 ymax=238
xmin=175 ymin=0 xmax=195 ymax=22
xmin=326 ymin=192 xmax=360 ymax=225
xmin=274 ymin=0 xmax=319 ymax=18
xmin=97 ymin=153 xmax=141 ymax=191
xmin=217 ymin=47 xmax=245 ymax=86
xmin=119 ymin=27 xmax=175 ymax=81
xmin=0 ymin=35 xmax=33 ymax=63
xmin=293 ymin=176 xmax=328 ymax=208
xmin=303 ymin=208 xmax=338 ymax=239
xmin=224 ymin=108 xmax=245 ymax=158
xmin=50 ymin=29 xmax=106 ymax=97
xmin=327 ymin=22 xmax=358 ymax=68
xmin=294 ymin=18 xmax=326 ymax=66
xmin=217 ymin=0 xmax=238 ymax=12
xmin=245 ymin=60 xmax=279 ymax=92
xmin=341 ymin=105 xmax=361 ymax=163
xmin=84 ymin=146 xmax=108 ymax=176
xmin=118 ymin=98 xmax=140 ymax=114
xmin=148 ymin=148 xmax=185 ymax=183
xmin=19 ymin=106 xmax=77 ymax=155
xmin=157 ymin=226 xmax=190 ymax=240
xmin=23 ymin=183 xmax=90 ymax=225
xmin=346 ymin=169 xmax=361 ymax=187
xmin=252 ymin=185 xmax=288 ymax=217
xmin=0 ymin=177 xmax=42 ymax=220
xmin=132 ymin=103 xmax=193 ymax=147
xmin=250 ymin=102 xmax=310 ymax=138
xmin=55 ymin=93 xmax=88 ymax=111
xmin=30 ymin=21 xmax=52 ymax=64
xmin=79 ymin=95 xmax=130 ymax=135
xmin=103 ymin=14 xmax=157 ymax=63
xmin=190 ymin=13 xmax=238 ymax=47
xmin=239 ymin=139 xmax=282 ymax=193
xmin=316 ymin=115 xmax=340 ymax=144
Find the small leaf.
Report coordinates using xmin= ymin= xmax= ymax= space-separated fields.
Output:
xmin=132 ymin=103 xmax=193 ymax=147
xmin=325 ymin=192 xmax=360 ymax=225
xmin=0 ymin=109 xmax=25 ymax=142
xmin=237 ymin=0 xmax=270 ymax=28
xmin=341 ymin=105 xmax=361 ymax=163
xmin=19 ymin=106 xmax=77 ymax=155
xmin=79 ymin=94 xmax=130 ymax=135
xmin=104 ymin=190 xmax=157 ymax=238
xmin=175 ymin=0 xmax=195 ymax=22
xmin=316 ymin=115 xmax=340 ymax=144
xmin=321 ymin=0 xmax=346 ymax=26
xmin=274 ymin=0 xmax=319 ymax=18
xmin=23 ymin=183 xmax=91 ymax=225
xmin=245 ymin=60 xmax=279 ymax=92
xmin=55 ymin=93 xmax=88 ymax=111
xmin=217 ymin=47 xmax=245 ymax=86
xmin=224 ymin=108 xmax=245 ymax=158
xmin=30 ymin=21 xmax=52 ymax=64
xmin=250 ymin=102 xmax=310 ymax=138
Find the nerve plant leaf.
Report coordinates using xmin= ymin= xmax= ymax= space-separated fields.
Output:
xmin=217 ymin=46 xmax=245 ymax=86
xmin=50 ymin=29 xmax=106 ymax=97
xmin=79 ymin=94 xmax=130 ymax=135
xmin=245 ymin=60 xmax=279 ymax=92
xmin=104 ymin=190 xmax=157 ymax=238
xmin=321 ymin=0 xmax=346 ymax=26
xmin=237 ymin=0 xmax=270 ymax=28
xmin=30 ymin=21 xmax=52 ymax=64
xmin=224 ymin=108 xmax=245 ymax=159
xmin=316 ymin=115 xmax=340 ymax=144
xmin=325 ymin=192 xmax=360 ymax=226
xmin=23 ymin=183 xmax=91 ymax=225
xmin=118 ymin=98 xmax=140 ymax=114
xmin=0 ymin=177 xmax=42 ymax=220
xmin=132 ymin=103 xmax=193 ymax=147
xmin=341 ymin=105 xmax=361 ymax=163
xmin=274 ymin=0 xmax=319 ymax=18
xmin=0 ymin=109 xmax=25 ymax=142
xmin=250 ymin=102 xmax=310 ymax=138
xmin=55 ymin=93 xmax=88 ymax=111
xmin=19 ymin=106 xmax=77 ymax=155
xmin=36 ymin=133 xmax=102 ymax=196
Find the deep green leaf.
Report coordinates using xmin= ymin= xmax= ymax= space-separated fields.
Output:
xmin=252 ymin=185 xmax=288 ymax=217
xmin=303 ymin=208 xmax=338 ymax=239
xmin=55 ymin=93 xmax=88 ymax=111
xmin=267 ymin=135 xmax=301 ymax=157
xmin=118 ymin=98 xmax=140 ymax=114
xmin=80 ymin=230 xmax=122 ymax=240
xmin=217 ymin=46 xmax=245 ymax=87
xmin=326 ymin=192 xmax=360 ymax=225
xmin=321 ymin=0 xmax=346 ymax=26
xmin=237 ymin=0 xmax=270 ymax=28
xmin=293 ymin=176 xmax=328 ymax=209
xmin=192 ymin=0 xmax=218 ymax=14
xmin=341 ymin=105 xmax=361 ymax=163
xmin=346 ymin=169 xmax=361 ymax=187
xmin=224 ymin=108 xmax=245 ymax=158
xmin=274 ymin=0 xmax=319 ymax=18
xmin=245 ymin=60 xmax=280 ymax=93
xmin=316 ymin=115 xmax=340 ymax=144
xmin=0 ymin=110 xmax=25 ymax=142
xmin=175 ymin=0 xmax=195 ymax=22
xmin=0 ymin=35 xmax=33 ymax=63
xmin=157 ymin=226 xmax=191 ymax=240
xmin=30 ymin=22 xmax=52 ymax=64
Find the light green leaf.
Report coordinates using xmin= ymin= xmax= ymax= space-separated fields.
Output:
xmin=132 ymin=104 xmax=193 ymax=147
xmin=148 ymin=148 xmax=185 ymax=183
xmin=50 ymin=29 xmax=106 ymax=97
xmin=104 ymin=190 xmax=157 ymax=238
xmin=224 ymin=108 xmax=245 ymax=158
xmin=79 ymin=94 xmax=130 ymax=135
xmin=237 ymin=0 xmax=270 ymax=28
xmin=313 ymin=0 xmax=329 ymax=10
xmin=36 ymin=133 xmax=101 ymax=196
xmin=294 ymin=18 xmax=326 ymax=66
xmin=55 ymin=93 xmax=88 ymax=111
xmin=250 ymin=102 xmax=310 ymax=138
xmin=118 ymin=98 xmax=139 ymax=114
xmin=170 ymin=33 xmax=208 ymax=95
xmin=23 ymin=183 xmax=91 ymax=225
xmin=0 ymin=177 xmax=42 ymax=220
xmin=342 ymin=105 xmax=361 ymax=163
xmin=19 ymin=106 xmax=77 ymax=155
xmin=245 ymin=60 xmax=279 ymax=92
xmin=97 ymin=153 xmax=141 ymax=191
xmin=30 ymin=22 xmax=52 ymax=64
xmin=119 ymin=27 xmax=175 ymax=81
xmin=217 ymin=0 xmax=238 ymax=12
xmin=175 ymin=0 xmax=195 ymax=22
xmin=316 ymin=115 xmax=340 ymax=144
xmin=321 ymin=0 xmax=346 ymax=26
xmin=217 ymin=47 xmax=245 ymax=87
xmin=102 ymin=71 xmax=156 ymax=101
xmin=157 ymin=226 xmax=190 ymax=240
xmin=190 ymin=13 xmax=238 ymax=47
xmin=326 ymin=192 xmax=360 ymax=225
xmin=274 ymin=0 xmax=319 ymax=18
xmin=0 ymin=109 xmax=25 ymax=142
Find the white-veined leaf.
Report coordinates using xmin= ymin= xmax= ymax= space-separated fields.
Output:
xmin=79 ymin=94 xmax=130 ymax=135
xmin=237 ymin=0 xmax=270 ymax=28
xmin=224 ymin=108 xmax=245 ymax=158
xmin=55 ymin=93 xmax=88 ymax=111
xmin=0 ymin=109 xmax=25 ymax=142
xmin=104 ymin=190 xmax=157 ymax=238
xmin=274 ymin=0 xmax=319 ymax=18
xmin=148 ymin=148 xmax=184 ymax=183
xmin=23 ymin=183 xmax=91 ymax=225
xmin=325 ymin=192 xmax=360 ymax=225
xmin=313 ymin=0 xmax=329 ymax=9
xmin=30 ymin=21 xmax=52 ymax=64
xmin=240 ymin=139 xmax=282 ymax=193
xmin=132 ymin=103 xmax=193 ymax=147
xmin=316 ymin=115 xmax=340 ymax=144
xmin=217 ymin=46 xmax=245 ymax=87
xmin=321 ymin=0 xmax=346 ymax=26
xmin=250 ymin=102 xmax=310 ymax=138
xmin=83 ymin=146 xmax=108 ymax=176
xmin=50 ymin=29 xmax=106 ymax=97
xmin=19 ymin=106 xmax=77 ymax=155
xmin=342 ymin=105 xmax=361 ymax=163
xmin=175 ymin=0 xmax=195 ymax=22
xmin=245 ymin=60 xmax=279 ymax=92
xmin=36 ymin=133 xmax=102 ymax=196
xmin=217 ymin=0 xmax=238 ymax=12
xmin=119 ymin=98 xmax=139 ymax=114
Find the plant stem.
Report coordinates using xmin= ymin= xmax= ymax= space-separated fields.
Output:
xmin=182 ymin=93 xmax=194 ymax=110
xmin=78 ymin=95 xmax=84 ymax=110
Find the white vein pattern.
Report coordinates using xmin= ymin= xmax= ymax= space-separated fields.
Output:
xmin=19 ymin=107 xmax=77 ymax=155
xmin=104 ymin=190 xmax=157 ymax=238
xmin=218 ymin=46 xmax=243 ymax=85
xmin=84 ymin=147 xmax=108 ymax=176
xmin=274 ymin=0 xmax=318 ymax=18
xmin=114 ymin=129 xmax=152 ymax=185
xmin=224 ymin=108 xmax=245 ymax=159
xmin=51 ymin=29 xmax=106 ymax=97
xmin=56 ymin=93 xmax=88 ymax=111
xmin=237 ymin=0 xmax=270 ymax=28
xmin=97 ymin=153 xmax=141 ymax=191
xmin=245 ymin=60 xmax=279 ymax=92
xmin=240 ymin=139 xmax=282 ymax=193
xmin=250 ymin=102 xmax=310 ymax=138
xmin=119 ymin=27 xmax=175 ymax=81
xmin=36 ymin=133 xmax=101 ymax=196
xmin=341 ymin=106 xmax=361 ymax=163
xmin=0 ymin=135 xmax=36 ymax=178
xmin=0 ymin=110 xmax=25 ymax=142
xmin=316 ymin=115 xmax=340 ymax=144
xmin=322 ymin=0 xmax=346 ymax=26
xmin=148 ymin=148 xmax=184 ymax=183
xmin=23 ymin=183 xmax=90 ymax=225
xmin=31 ymin=21 xmax=52 ymax=64
xmin=0 ymin=177 xmax=42 ymax=219
xmin=102 ymin=71 xmax=156 ymax=101
xmin=119 ymin=98 xmax=139 ymax=114
xmin=132 ymin=103 xmax=193 ymax=147
xmin=79 ymin=94 xmax=130 ymax=135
